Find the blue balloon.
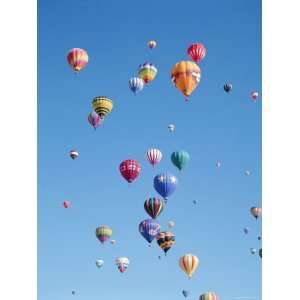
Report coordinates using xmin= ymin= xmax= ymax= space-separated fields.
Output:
xmin=139 ymin=219 xmax=160 ymax=243
xmin=129 ymin=77 xmax=144 ymax=94
xmin=153 ymin=172 xmax=178 ymax=200
xmin=182 ymin=290 xmax=189 ymax=298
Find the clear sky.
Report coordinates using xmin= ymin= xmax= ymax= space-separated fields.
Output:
xmin=38 ymin=0 xmax=261 ymax=299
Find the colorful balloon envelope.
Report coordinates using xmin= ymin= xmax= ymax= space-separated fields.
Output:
xmin=224 ymin=83 xmax=232 ymax=93
xmin=95 ymin=259 xmax=104 ymax=268
xmin=251 ymin=91 xmax=259 ymax=101
xmin=88 ymin=111 xmax=102 ymax=129
xmin=156 ymin=231 xmax=175 ymax=255
xmin=95 ymin=225 xmax=112 ymax=244
xmin=138 ymin=62 xmax=158 ymax=84
xmin=187 ymin=43 xmax=206 ymax=63
xmin=129 ymin=77 xmax=144 ymax=94
xmin=144 ymin=197 xmax=165 ymax=219
xmin=199 ymin=292 xmax=219 ymax=300
xmin=148 ymin=40 xmax=157 ymax=49
xmin=153 ymin=172 xmax=178 ymax=200
xmin=179 ymin=254 xmax=199 ymax=279
xmin=92 ymin=96 xmax=113 ymax=119
xmin=182 ymin=290 xmax=190 ymax=298
xmin=171 ymin=150 xmax=190 ymax=171
xmin=67 ymin=48 xmax=88 ymax=72
xmin=116 ymin=257 xmax=130 ymax=273
xmin=250 ymin=207 xmax=262 ymax=219
xmin=63 ymin=201 xmax=71 ymax=208
xmin=139 ymin=219 xmax=160 ymax=243
xmin=69 ymin=150 xmax=79 ymax=160
xmin=146 ymin=148 xmax=162 ymax=166
xmin=171 ymin=61 xmax=201 ymax=101
xmin=119 ymin=159 xmax=141 ymax=183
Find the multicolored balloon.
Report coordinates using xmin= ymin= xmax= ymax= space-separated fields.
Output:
xmin=156 ymin=231 xmax=175 ymax=255
xmin=224 ymin=83 xmax=232 ymax=93
xmin=69 ymin=150 xmax=79 ymax=160
xmin=179 ymin=254 xmax=199 ymax=279
xmin=168 ymin=124 xmax=175 ymax=132
xmin=92 ymin=96 xmax=113 ymax=119
xmin=251 ymin=91 xmax=259 ymax=101
xmin=144 ymin=197 xmax=164 ymax=219
xmin=95 ymin=225 xmax=112 ymax=244
xmin=148 ymin=40 xmax=157 ymax=49
xmin=129 ymin=77 xmax=144 ymax=95
xmin=138 ymin=219 xmax=160 ymax=243
xmin=199 ymin=292 xmax=219 ymax=300
xmin=171 ymin=150 xmax=190 ymax=171
xmin=95 ymin=259 xmax=104 ymax=268
xmin=187 ymin=43 xmax=206 ymax=63
xmin=182 ymin=290 xmax=190 ymax=298
xmin=119 ymin=159 xmax=141 ymax=183
xmin=138 ymin=62 xmax=158 ymax=84
xmin=153 ymin=172 xmax=178 ymax=200
xmin=146 ymin=148 xmax=162 ymax=166
xmin=88 ymin=111 xmax=102 ymax=129
xmin=250 ymin=207 xmax=262 ymax=219
xmin=171 ymin=61 xmax=201 ymax=101
xmin=116 ymin=257 xmax=130 ymax=273
xmin=63 ymin=201 xmax=71 ymax=208
xmin=67 ymin=48 xmax=88 ymax=72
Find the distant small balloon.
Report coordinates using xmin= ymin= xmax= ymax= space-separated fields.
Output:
xmin=167 ymin=221 xmax=175 ymax=228
xmin=243 ymin=227 xmax=250 ymax=234
xmin=259 ymin=248 xmax=262 ymax=258
xmin=245 ymin=170 xmax=251 ymax=176
xmin=250 ymin=248 xmax=257 ymax=255
xmin=251 ymin=91 xmax=259 ymax=101
xmin=216 ymin=161 xmax=221 ymax=168
xmin=95 ymin=259 xmax=104 ymax=268
xmin=69 ymin=150 xmax=79 ymax=160
xmin=224 ymin=83 xmax=232 ymax=93
xmin=88 ymin=111 xmax=102 ymax=129
xmin=63 ymin=201 xmax=71 ymax=208
xmin=168 ymin=124 xmax=175 ymax=132
xmin=72 ymin=291 xmax=75 ymax=295
xmin=148 ymin=40 xmax=157 ymax=49
xmin=258 ymin=236 xmax=261 ymax=241
xmin=182 ymin=290 xmax=190 ymax=298
xmin=110 ymin=239 xmax=116 ymax=245
xmin=193 ymin=200 xmax=197 ymax=205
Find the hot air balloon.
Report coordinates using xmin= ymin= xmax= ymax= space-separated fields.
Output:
xmin=168 ymin=124 xmax=175 ymax=132
xmin=250 ymin=207 xmax=262 ymax=219
xmin=251 ymin=91 xmax=259 ymax=101
xmin=95 ymin=259 xmax=104 ymax=268
xmin=216 ymin=161 xmax=221 ymax=168
xmin=193 ymin=200 xmax=197 ymax=205
xmin=92 ymin=96 xmax=113 ymax=119
xmin=88 ymin=111 xmax=102 ymax=129
xmin=67 ymin=48 xmax=88 ymax=72
xmin=146 ymin=148 xmax=162 ymax=166
xmin=153 ymin=172 xmax=178 ymax=201
xmin=182 ymin=290 xmax=190 ymax=298
xmin=129 ymin=77 xmax=144 ymax=95
xmin=258 ymin=236 xmax=261 ymax=241
xmin=63 ymin=201 xmax=71 ymax=208
xmin=171 ymin=150 xmax=190 ymax=171
xmin=110 ymin=239 xmax=116 ymax=245
xmin=179 ymin=254 xmax=199 ymax=279
xmin=116 ymin=257 xmax=130 ymax=273
xmin=138 ymin=62 xmax=158 ymax=84
xmin=250 ymin=248 xmax=257 ymax=255
xmin=69 ymin=150 xmax=79 ymax=160
xmin=72 ymin=291 xmax=75 ymax=296
xmin=95 ymin=225 xmax=112 ymax=244
xmin=243 ymin=227 xmax=250 ymax=234
xmin=224 ymin=83 xmax=232 ymax=93
xmin=187 ymin=43 xmax=206 ymax=63
xmin=259 ymin=248 xmax=262 ymax=258
xmin=139 ymin=219 xmax=160 ymax=243
xmin=144 ymin=197 xmax=164 ymax=219
xmin=245 ymin=170 xmax=251 ymax=176
xmin=171 ymin=61 xmax=201 ymax=101
xmin=167 ymin=221 xmax=175 ymax=229
xmin=148 ymin=40 xmax=157 ymax=49
xmin=199 ymin=292 xmax=219 ymax=300
xmin=119 ymin=159 xmax=141 ymax=183
xmin=156 ymin=231 xmax=175 ymax=255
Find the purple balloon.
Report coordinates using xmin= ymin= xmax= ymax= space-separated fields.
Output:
xmin=139 ymin=219 xmax=160 ymax=243
xmin=88 ymin=111 xmax=101 ymax=129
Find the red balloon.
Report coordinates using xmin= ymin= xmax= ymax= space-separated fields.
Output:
xmin=187 ymin=43 xmax=206 ymax=63
xmin=119 ymin=159 xmax=141 ymax=183
xmin=63 ymin=201 xmax=71 ymax=208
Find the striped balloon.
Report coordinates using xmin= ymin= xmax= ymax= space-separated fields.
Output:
xmin=179 ymin=254 xmax=199 ymax=278
xmin=138 ymin=62 xmax=158 ymax=84
xmin=144 ymin=197 xmax=164 ymax=219
xmin=116 ymin=257 xmax=130 ymax=273
xmin=199 ymin=292 xmax=219 ymax=300
xmin=129 ymin=77 xmax=144 ymax=94
xmin=88 ymin=111 xmax=102 ymax=129
xmin=69 ymin=150 xmax=79 ymax=160
xmin=156 ymin=231 xmax=175 ymax=254
xmin=95 ymin=225 xmax=112 ymax=244
xmin=92 ymin=96 xmax=113 ymax=119
xmin=146 ymin=148 xmax=162 ymax=166
xmin=187 ymin=43 xmax=206 ymax=63
xmin=250 ymin=207 xmax=262 ymax=219
xmin=119 ymin=159 xmax=141 ymax=183
xmin=67 ymin=48 xmax=89 ymax=72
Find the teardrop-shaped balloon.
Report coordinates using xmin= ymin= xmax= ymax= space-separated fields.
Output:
xmin=138 ymin=219 xmax=160 ymax=243
xmin=182 ymin=290 xmax=190 ymax=298
xmin=88 ymin=111 xmax=102 ymax=129
xmin=224 ymin=83 xmax=232 ymax=92
xmin=92 ymin=96 xmax=113 ymax=119
xmin=146 ymin=148 xmax=162 ymax=166
xmin=250 ymin=248 xmax=257 ymax=255
xmin=251 ymin=91 xmax=259 ymax=101
xmin=63 ymin=200 xmax=71 ymax=208
xmin=115 ymin=257 xmax=130 ymax=273
xmin=156 ymin=231 xmax=175 ymax=254
xmin=69 ymin=150 xmax=79 ymax=160
xmin=95 ymin=225 xmax=112 ymax=244
xmin=168 ymin=124 xmax=175 ymax=132
xmin=148 ymin=40 xmax=157 ymax=49
xmin=67 ymin=48 xmax=88 ymax=72
xmin=250 ymin=207 xmax=262 ymax=219
xmin=153 ymin=172 xmax=178 ymax=200
xmin=129 ymin=77 xmax=144 ymax=94
xmin=144 ymin=197 xmax=164 ymax=219
xmin=179 ymin=254 xmax=199 ymax=279
xmin=187 ymin=43 xmax=206 ymax=63
xmin=171 ymin=150 xmax=190 ymax=171
xmin=119 ymin=159 xmax=141 ymax=183
xmin=199 ymin=292 xmax=219 ymax=300
xmin=138 ymin=62 xmax=158 ymax=84
xmin=95 ymin=259 xmax=104 ymax=268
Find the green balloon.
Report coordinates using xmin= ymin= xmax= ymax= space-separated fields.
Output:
xmin=171 ymin=150 xmax=190 ymax=170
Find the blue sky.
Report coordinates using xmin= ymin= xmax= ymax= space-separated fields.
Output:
xmin=38 ymin=0 xmax=261 ymax=299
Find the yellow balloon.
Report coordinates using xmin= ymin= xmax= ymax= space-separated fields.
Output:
xmin=171 ymin=61 xmax=201 ymax=101
xmin=92 ymin=96 xmax=113 ymax=119
xmin=179 ymin=254 xmax=199 ymax=278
